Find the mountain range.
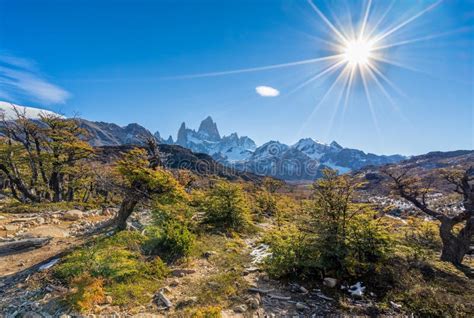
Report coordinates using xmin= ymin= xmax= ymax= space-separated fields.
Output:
xmin=0 ymin=102 xmax=406 ymax=181
xmin=155 ymin=116 xmax=405 ymax=180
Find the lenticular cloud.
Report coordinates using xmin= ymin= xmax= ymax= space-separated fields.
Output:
xmin=255 ymin=85 xmax=280 ymax=97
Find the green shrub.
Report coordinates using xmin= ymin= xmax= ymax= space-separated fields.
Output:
xmin=264 ymin=226 xmax=316 ymax=278
xmin=254 ymin=190 xmax=278 ymax=217
xmin=401 ymin=217 xmax=442 ymax=261
xmin=186 ymin=306 xmax=222 ymax=318
xmin=201 ymin=181 xmax=251 ymax=232
xmin=144 ymin=221 xmax=195 ymax=262
xmin=55 ymin=231 xmax=168 ymax=310
xmin=264 ymin=170 xmax=393 ymax=279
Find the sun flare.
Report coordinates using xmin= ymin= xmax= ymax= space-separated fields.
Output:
xmin=342 ymin=39 xmax=374 ymax=67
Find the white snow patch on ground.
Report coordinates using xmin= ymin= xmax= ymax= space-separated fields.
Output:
xmin=39 ymin=258 xmax=60 ymax=271
xmin=348 ymin=282 xmax=365 ymax=297
xmin=250 ymin=243 xmax=272 ymax=264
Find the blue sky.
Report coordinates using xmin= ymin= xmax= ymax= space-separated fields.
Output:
xmin=0 ymin=0 xmax=473 ymax=155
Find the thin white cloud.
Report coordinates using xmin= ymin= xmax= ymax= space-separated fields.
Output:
xmin=0 ymin=54 xmax=70 ymax=105
xmin=255 ymin=85 xmax=280 ymax=97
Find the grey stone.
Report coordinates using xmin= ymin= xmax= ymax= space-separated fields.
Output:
xmin=323 ymin=277 xmax=337 ymax=288
xmin=233 ymin=304 xmax=248 ymax=313
xmin=63 ymin=210 xmax=83 ymax=221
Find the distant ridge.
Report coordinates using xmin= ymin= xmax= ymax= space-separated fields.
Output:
xmin=156 ymin=117 xmax=406 ymax=181
xmin=0 ymin=101 xmax=407 ymax=181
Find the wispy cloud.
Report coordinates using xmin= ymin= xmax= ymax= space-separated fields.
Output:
xmin=255 ymin=85 xmax=280 ymax=97
xmin=0 ymin=53 xmax=70 ymax=105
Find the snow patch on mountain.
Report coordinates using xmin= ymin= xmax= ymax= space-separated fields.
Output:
xmin=0 ymin=101 xmax=63 ymax=120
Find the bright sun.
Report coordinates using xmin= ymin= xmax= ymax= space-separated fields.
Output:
xmin=343 ymin=39 xmax=374 ymax=66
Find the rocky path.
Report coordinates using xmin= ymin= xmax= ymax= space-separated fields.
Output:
xmin=0 ymin=209 xmax=113 ymax=277
xmin=0 ymin=214 xmax=341 ymax=317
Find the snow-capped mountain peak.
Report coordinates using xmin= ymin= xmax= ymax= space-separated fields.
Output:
xmin=292 ymin=138 xmax=332 ymax=159
xmin=0 ymin=101 xmax=63 ymax=120
xmin=158 ymin=116 xmax=257 ymax=163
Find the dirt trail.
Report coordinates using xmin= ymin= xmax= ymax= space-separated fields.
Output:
xmin=0 ymin=211 xmax=111 ymax=278
xmin=1 ymin=214 xmax=338 ymax=316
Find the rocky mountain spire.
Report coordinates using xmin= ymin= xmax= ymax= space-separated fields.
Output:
xmin=198 ymin=116 xmax=221 ymax=141
xmin=176 ymin=122 xmax=188 ymax=146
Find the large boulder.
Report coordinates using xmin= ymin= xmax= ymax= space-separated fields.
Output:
xmin=63 ymin=210 xmax=84 ymax=221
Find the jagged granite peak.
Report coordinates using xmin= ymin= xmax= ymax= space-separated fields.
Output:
xmin=154 ymin=131 xmax=163 ymax=142
xmin=176 ymin=122 xmax=188 ymax=146
xmin=198 ymin=116 xmax=221 ymax=141
xmin=330 ymin=141 xmax=343 ymax=150
xmin=165 ymin=135 xmax=174 ymax=144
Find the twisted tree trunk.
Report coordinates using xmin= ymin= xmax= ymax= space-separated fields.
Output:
xmin=115 ymin=196 xmax=139 ymax=231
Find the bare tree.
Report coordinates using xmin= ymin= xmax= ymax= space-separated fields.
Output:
xmin=386 ymin=167 xmax=473 ymax=271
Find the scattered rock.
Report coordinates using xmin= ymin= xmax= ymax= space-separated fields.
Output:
xmin=105 ymin=295 xmax=113 ymax=304
xmin=247 ymin=295 xmax=260 ymax=309
xmin=4 ymin=224 xmax=19 ymax=232
xmin=390 ymin=300 xmax=402 ymax=309
xmin=45 ymin=284 xmax=68 ymax=293
xmin=290 ymin=283 xmax=308 ymax=294
xmin=296 ymin=302 xmax=310 ymax=311
xmin=156 ymin=291 xmax=172 ymax=308
xmin=21 ymin=312 xmax=43 ymax=318
xmin=207 ymin=281 xmax=220 ymax=290
xmin=26 ymin=225 xmax=69 ymax=238
xmin=203 ymin=250 xmax=216 ymax=258
xmin=178 ymin=296 xmax=198 ymax=307
xmin=36 ymin=217 xmax=45 ymax=225
xmin=243 ymin=266 xmax=260 ymax=275
xmin=169 ymin=279 xmax=179 ymax=287
xmin=248 ymin=287 xmax=273 ymax=294
xmin=233 ymin=304 xmax=248 ymax=313
xmin=313 ymin=290 xmax=335 ymax=301
xmin=171 ymin=269 xmax=196 ymax=277
xmin=268 ymin=294 xmax=291 ymax=301
xmin=323 ymin=277 xmax=337 ymax=288
xmin=63 ymin=209 xmax=83 ymax=221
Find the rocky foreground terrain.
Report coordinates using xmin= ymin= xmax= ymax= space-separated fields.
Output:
xmin=0 ymin=206 xmax=406 ymax=317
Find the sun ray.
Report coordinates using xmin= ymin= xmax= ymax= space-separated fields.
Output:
xmin=368 ymin=63 xmax=408 ymax=98
xmin=365 ymin=65 xmax=414 ymax=125
xmin=307 ymin=0 xmax=349 ymax=45
xmin=371 ymin=55 xmax=423 ymax=73
xmin=359 ymin=0 xmax=372 ymax=38
xmin=325 ymin=65 xmax=353 ymax=140
xmin=372 ymin=27 xmax=473 ymax=51
xmin=372 ymin=0 xmax=443 ymax=44
xmin=366 ymin=0 xmax=396 ymax=38
xmin=341 ymin=66 xmax=356 ymax=122
xmin=288 ymin=59 xmax=346 ymax=95
xmin=365 ymin=64 xmax=399 ymax=111
xmin=166 ymin=54 xmax=343 ymax=79
xmin=296 ymin=64 xmax=351 ymax=138
xmin=360 ymin=67 xmax=382 ymax=138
